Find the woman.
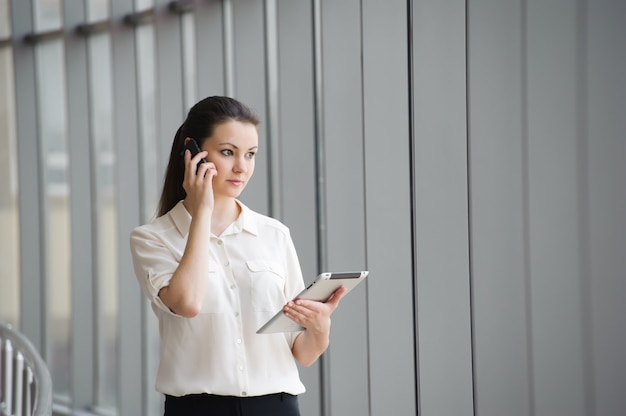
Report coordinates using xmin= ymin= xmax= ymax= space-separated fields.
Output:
xmin=130 ymin=96 xmax=346 ymax=416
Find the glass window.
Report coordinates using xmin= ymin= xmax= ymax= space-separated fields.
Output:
xmin=0 ymin=0 xmax=11 ymax=38
xmin=87 ymin=0 xmax=109 ymax=22
xmin=88 ymin=31 xmax=119 ymax=411
xmin=181 ymin=12 xmax=197 ymax=110
xmin=34 ymin=4 xmax=69 ymax=403
xmin=135 ymin=0 xmax=154 ymax=12
xmin=136 ymin=24 xmax=159 ymax=221
xmin=33 ymin=0 xmax=62 ymax=31
xmin=35 ymin=38 xmax=71 ymax=403
xmin=0 ymin=47 xmax=19 ymax=328
xmin=86 ymin=0 xmax=119 ymax=411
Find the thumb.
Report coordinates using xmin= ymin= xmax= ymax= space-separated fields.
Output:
xmin=326 ymin=286 xmax=348 ymax=309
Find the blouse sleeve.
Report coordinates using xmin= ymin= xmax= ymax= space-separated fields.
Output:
xmin=129 ymin=226 xmax=181 ymax=316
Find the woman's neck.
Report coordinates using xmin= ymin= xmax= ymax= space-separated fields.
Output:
xmin=211 ymin=197 xmax=240 ymax=236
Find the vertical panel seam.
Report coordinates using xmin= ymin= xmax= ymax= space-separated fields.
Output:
xmin=520 ymin=1 xmax=536 ymax=414
xmin=311 ymin=1 xmax=330 ymax=415
xmin=263 ymin=0 xmax=281 ymax=219
xmin=465 ymin=1 xmax=478 ymax=416
xmin=405 ymin=0 xmax=420 ymax=415
xmin=357 ymin=1 xmax=373 ymax=415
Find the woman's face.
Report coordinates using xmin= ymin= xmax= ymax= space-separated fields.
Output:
xmin=200 ymin=120 xmax=258 ymax=200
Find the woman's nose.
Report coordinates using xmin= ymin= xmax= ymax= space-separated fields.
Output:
xmin=233 ymin=157 xmax=247 ymax=173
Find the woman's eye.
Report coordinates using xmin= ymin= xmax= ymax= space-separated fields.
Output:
xmin=220 ymin=149 xmax=233 ymax=156
xmin=246 ymin=152 xmax=256 ymax=159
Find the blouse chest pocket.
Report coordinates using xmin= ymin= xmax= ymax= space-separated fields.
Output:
xmin=246 ymin=260 xmax=286 ymax=312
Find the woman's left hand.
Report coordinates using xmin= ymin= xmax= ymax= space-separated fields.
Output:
xmin=283 ymin=286 xmax=348 ymax=335
xmin=287 ymin=286 xmax=348 ymax=366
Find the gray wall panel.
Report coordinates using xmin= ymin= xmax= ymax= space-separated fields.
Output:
xmin=275 ymin=0 xmax=317 ymax=279
xmin=195 ymin=0 xmax=226 ymax=98
xmin=321 ymin=0 xmax=366 ymax=269
xmin=231 ymin=0 xmax=269 ymax=214
xmin=155 ymin=0 xmax=186 ymax=174
xmin=319 ymin=1 xmax=369 ymax=415
xmin=275 ymin=1 xmax=321 ymax=414
xmin=526 ymin=1 xmax=586 ymax=414
xmin=587 ymin=1 xmax=626 ymax=415
xmin=412 ymin=1 xmax=474 ymax=415
xmin=362 ymin=0 xmax=416 ymax=414
xmin=467 ymin=1 xmax=532 ymax=415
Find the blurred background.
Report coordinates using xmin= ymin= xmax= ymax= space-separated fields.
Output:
xmin=0 ymin=0 xmax=624 ymax=415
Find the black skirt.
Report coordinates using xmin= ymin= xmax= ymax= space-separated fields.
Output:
xmin=164 ymin=392 xmax=301 ymax=416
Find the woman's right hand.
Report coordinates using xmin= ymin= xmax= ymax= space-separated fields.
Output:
xmin=160 ymin=147 xmax=216 ymax=318
xmin=182 ymin=147 xmax=217 ymax=217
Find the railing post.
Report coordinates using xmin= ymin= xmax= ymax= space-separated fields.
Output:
xmin=14 ymin=351 xmax=24 ymax=416
xmin=2 ymin=338 xmax=13 ymax=415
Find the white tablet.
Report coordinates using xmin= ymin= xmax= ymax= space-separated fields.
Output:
xmin=256 ymin=271 xmax=369 ymax=334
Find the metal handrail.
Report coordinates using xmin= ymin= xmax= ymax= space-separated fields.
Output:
xmin=0 ymin=324 xmax=52 ymax=416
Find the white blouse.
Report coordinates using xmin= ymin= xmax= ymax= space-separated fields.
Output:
xmin=130 ymin=200 xmax=306 ymax=397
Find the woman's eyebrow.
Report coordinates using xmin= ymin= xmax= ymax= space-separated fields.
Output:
xmin=218 ymin=142 xmax=258 ymax=151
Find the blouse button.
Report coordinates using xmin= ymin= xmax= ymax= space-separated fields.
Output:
xmin=217 ymin=240 xmax=223 ymax=245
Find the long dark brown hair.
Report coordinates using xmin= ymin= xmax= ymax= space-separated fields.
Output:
xmin=157 ymin=96 xmax=260 ymax=216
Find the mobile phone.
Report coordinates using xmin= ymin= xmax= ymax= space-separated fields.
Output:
xmin=183 ymin=138 xmax=207 ymax=172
